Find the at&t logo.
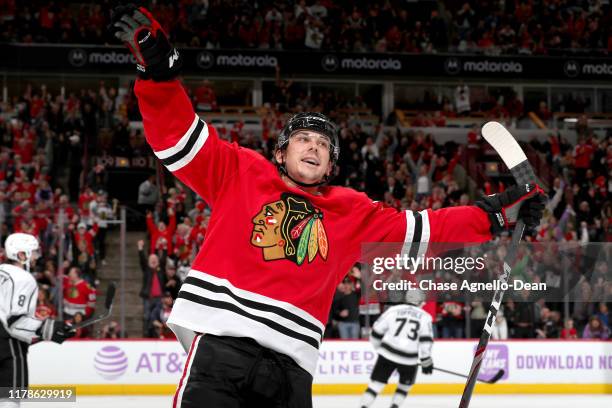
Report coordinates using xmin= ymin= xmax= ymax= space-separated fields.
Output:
xmin=94 ymin=345 xmax=128 ymax=380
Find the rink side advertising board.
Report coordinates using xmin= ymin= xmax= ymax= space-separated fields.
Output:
xmin=28 ymin=340 xmax=612 ymax=395
xmin=2 ymin=44 xmax=612 ymax=80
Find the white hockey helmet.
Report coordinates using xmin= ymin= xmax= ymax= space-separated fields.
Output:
xmin=405 ymin=288 xmax=426 ymax=306
xmin=5 ymin=233 xmax=39 ymax=266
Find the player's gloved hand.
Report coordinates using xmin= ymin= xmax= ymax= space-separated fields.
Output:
xmin=37 ymin=319 xmax=76 ymax=344
xmin=476 ymin=183 xmax=546 ymax=235
xmin=421 ymin=357 xmax=433 ymax=375
xmin=109 ymin=4 xmax=182 ymax=81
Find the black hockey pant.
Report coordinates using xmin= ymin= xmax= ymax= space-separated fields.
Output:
xmin=370 ymin=355 xmax=418 ymax=385
xmin=173 ymin=334 xmax=313 ymax=408
xmin=0 ymin=337 xmax=28 ymax=402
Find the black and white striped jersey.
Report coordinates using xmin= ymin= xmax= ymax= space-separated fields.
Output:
xmin=370 ymin=304 xmax=434 ymax=366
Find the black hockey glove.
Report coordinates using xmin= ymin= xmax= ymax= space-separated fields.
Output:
xmin=421 ymin=357 xmax=433 ymax=375
xmin=109 ymin=4 xmax=182 ymax=81
xmin=37 ymin=319 xmax=76 ymax=344
xmin=476 ymin=183 xmax=546 ymax=235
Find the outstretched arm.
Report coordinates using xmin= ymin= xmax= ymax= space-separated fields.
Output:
xmin=403 ymin=152 xmax=419 ymax=177
xmin=167 ymin=209 xmax=177 ymax=233
xmin=427 ymin=206 xmax=491 ymax=244
xmin=349 ymin=184 xmax=544 ymax=271
xmin=146 ymin=212 xmax=156 ymax=234
xmin=112 ymin=5 xmax=260 ymax=206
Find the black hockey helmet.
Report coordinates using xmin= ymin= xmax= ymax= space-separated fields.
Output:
xmin=277 ymin=112 xmax=340 ymax=164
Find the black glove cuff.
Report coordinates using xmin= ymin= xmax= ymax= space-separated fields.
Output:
xmin=476 ymin=200 xmax=506 ymax=235
xmin=137 ymin=48 xmax=182 ymax=81
xmin=134 ymin=28 xmax=181 ymax=81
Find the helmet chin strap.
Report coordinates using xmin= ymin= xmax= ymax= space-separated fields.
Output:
xmin=14 ymin=254 xmax=30 ymax=272
xmin=278 ymin=164 xmax=329 ymax=188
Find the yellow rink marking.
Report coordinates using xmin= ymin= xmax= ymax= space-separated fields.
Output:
xmin=30 ymin=383 xmax=612 ymax=395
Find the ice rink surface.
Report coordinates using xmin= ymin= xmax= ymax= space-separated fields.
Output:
xmin=20 ymin=395 xmax=612 ymax=408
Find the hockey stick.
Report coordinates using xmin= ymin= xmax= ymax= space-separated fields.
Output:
xmin=433 ymin=366 xmax=505 ymax=384
xmin=458 ymin=122 xmax=538 ymax=408
xmin=71 ymin=282 xmax=116 ymax=330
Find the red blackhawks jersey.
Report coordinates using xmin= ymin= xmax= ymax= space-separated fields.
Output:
xmin=134 ymin=79 xmax=492 ymax=375
xmin=62 ymin=276 xmax=96 ymax=317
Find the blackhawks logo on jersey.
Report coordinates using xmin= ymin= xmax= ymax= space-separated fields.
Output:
xmin=251 ymin=193 xmax=329 ymax=265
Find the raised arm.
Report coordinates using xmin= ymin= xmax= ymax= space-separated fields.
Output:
xmin=403 ymin=152 xmax=419 ymax=177
xmin=427 ymin=154 xmax=437 ymax=180
xmin=348 ymin=183 xmax=545 ymax=272
xmin=111 ymin=6 xmax=260 ymax=206
xmin=546 ymin=179 xmax=565 ymax=213
xmin=167 ymin=208 xmax=177 ymax=234
xmin=137 ymin=240 xmax=148 ymax=272
xmin=146 ymin=212 xmax=156 ymax=234
xmin=385 ymin=127 xmax=399 ymax=162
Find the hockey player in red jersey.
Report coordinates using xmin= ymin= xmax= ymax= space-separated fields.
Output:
xmin=110 ymin=6 xmax=546 ymax=408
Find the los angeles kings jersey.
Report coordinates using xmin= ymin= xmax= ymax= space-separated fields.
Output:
xmin=0 ymin=264 xmax=41 ymax=345
xmin=134 ymin=79 xmax=492 ymax=375
xmin=371 ymin=304 xmax=433 ymax=366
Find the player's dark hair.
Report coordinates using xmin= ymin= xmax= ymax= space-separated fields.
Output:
xmin=275 ymin=112 xmax=340 ymax=187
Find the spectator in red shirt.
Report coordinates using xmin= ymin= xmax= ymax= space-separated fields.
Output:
xmin=560 ymin=318 xmax=578 ymax=339
xmin=72 ymin=222 xmax=98 ymax=258
xmin=194 ymin=80 xmax=217 ymax=111
xmin=238 ymin=15 xmax=258 ymax=47
xmin=165 ymin=187 xmax=186 ymax=210
xmin=29 ymin=94 xmax=45 ymax=119
xmin=11 ymin=200 xmax=31 ymax=226
xmin=35 ymin=287 xmax=57 ymax=320
xmin=138 ymin=239 xmax=168 ymax=337
xmin=78 ymin=186 xmax=96 ymax=223
xmin=15 ymin=210 xmax=42 ymax=237
xmin=146 ymin=207 xmax=176 ymax=254
xmin=54 ymin=194 xmax=76 ymax=223
xmin=71 ymin=221 xmax=98 ymax=278
xmin=62 ymin=266 xmax=96 ymax=319
xmin=189 ymin=215 xmax=208 ymax=251
xmin=439 ymin=299 xmax=465 ymax=338
xmin=573 ymin=137 xmax=595 ymax=181
xmin=174 ymin=222 xmax=193 ymax=262
xmin=16 ymin=177 xmax=37 ymax=203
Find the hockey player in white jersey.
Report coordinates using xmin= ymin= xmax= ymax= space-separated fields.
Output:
xmin=0 ymin=233 xmax=75 ymax=407
xmin=359 ymin=289 xmax=433 ymax=408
